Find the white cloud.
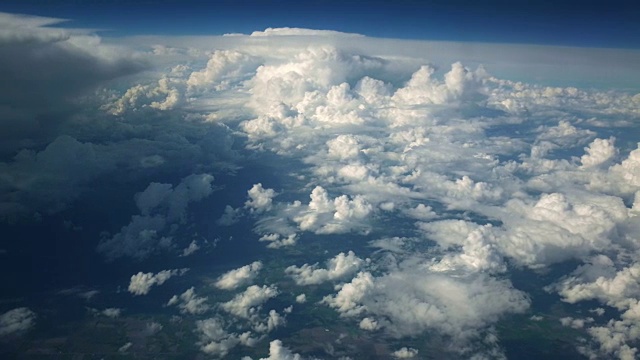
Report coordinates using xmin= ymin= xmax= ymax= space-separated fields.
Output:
xmin=256 ymin=339 xmax=304 ymax=360
xmin=187 ymin=50 xmax=260 ymax=91
xmin=98 ymin=174 xmax=215 ymax=260
xmin=253 ymin=309 xmax=286 ymax=333
xmin=101 ymin=308 xmax=122 ymax=318
xmin=167 ymin=287 xmax=210 ymax=315
xmin=259 ymin=233 xmax=298 ymax=249
xmin=215 ymin=261 xmax=263 ymax=290
xmin=245 ymin=183 xmax=277 ymax=213
xmin=0 ymin=307 xmax=36 ymax=336
xmin=196 ymin=317 xmax=259 ymax=358
xmin=128 ymin=268 xmax=188 ymax=296
xmin=285 ymin=251 xmax=365 ymax=285
xmin=221 ymin=285 xmax=279 ymax=319
xmin=181 ymin=240 xmax=200 ymax=257
xmin=290 ymin=186 xmax=373 ymax=234
xmin=249 ymin=27 xmax=364 ymax=37
xmin=359 ymin=317 xmax=380 ymax=331
xmin=391 ymin=347 xmax=419 ymax=358
xmin=581 ymin=137 xmax=618 ymax=168
xmin=325 ymin=269 xmax=529 ymax=350
xmin=7 ymin=21 xmax=640 ymax=359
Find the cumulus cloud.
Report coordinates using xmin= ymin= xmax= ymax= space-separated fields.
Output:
xmin=101 ymin=308 xmax=122 ymax=318
xmin=128 ymin=268 xmax=188 ymax=296
xmin=256 ymin=339 xmax=305 ymax=360
xmin=324 ymin=269 xmax=529 ymax=353
xmin=0 ymin=307 xmax=36 ymax=336
xmin=245 ymin=183 xmax=277 ymax=213
xmin=215 ymin=261 xmax=263 ymax=290
xmin=167 ymin=287 xmax=210 ymax=314
xmin=187 ymin=50 xmax=261 ymax=91
xmin=98 ymin=174 xmax=215 ymax=260
xmin=6 ymin=19 xmax=640 ymax=359
xmin=221 ymin=285 xmax=279 ymax=319
xmin=285 ymin=251 xmax=365 ymax=285
xmin=196 ymin=317 xmax=259 ymax=358
xmin=290 ymin=186 xmax=373 ymax=234
xmin=391 ymin=347 xmax=419 ymax=358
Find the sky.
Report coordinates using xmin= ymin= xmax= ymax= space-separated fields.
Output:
xmin=1 ymin=2 xmax=640 ymax=360
xmin=1 ymin=0 xmax=639 ymax=47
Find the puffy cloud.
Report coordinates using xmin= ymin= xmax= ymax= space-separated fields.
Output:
xmin=610 ymin=144 xmax=640 ymax=188
xmin=221 ymin=285 xmax=280 ymax=319
xmin=253 ymin=309 xmax=286 ymax=333
xmin=98 ymin=174 xmax=215 ymax=260
xmin=215 ymin=261 xmax=263 ymax=290
xmin=324 ymin=269 xmax=529 ymax=349
xmin=6 ymin=20 xmax=640 ymax=359
xmin=187 ymin=50 xmax=260 ymax=91
xmin=323 ymin=271 xmax=373 ymax=317
xmin=259 ymin=233 xmax=298 ymax=249
xmin=359 ymin=317 xmax=380 ymax=331
xmin=493 ymin=192 xmax=629 ymax=268
xmin=0 ymin=307 xmax=36 ymax=336
xmin=128 ymin=268 xmax=188 ymax=296
xmin=285 ymin=251 xmax=365 ymax=285
xmin=245 ymin=183 xmax=277 ymax=213
xmin=326 ymin=135 xmax=362 ymax=160
xmin=291 ymin=186 xmax=373 ymax=234
xmin=167 ymin=287 xmax=210 ymax=314
xmin=255 ymin=339 xmax=304 ymax=360
xmin=97 ymin=215 xmax=169 ymax=261
xmin=101 ymin=308 xmax=122 ymax=318
xmin=535 ymin=120 xmax=596 ymax=149
xmin=391 ymin=62 xmax=485 ymax=106
xmin=391 ymin=347 xmax=419 ymax=358
xmin=196 ymin=317 xmax=259 ymax=358
xmin=581 ymin=137 xmax=618 ymax=168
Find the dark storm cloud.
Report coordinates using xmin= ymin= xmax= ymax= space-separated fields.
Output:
xmin=0 ymin=12 xmax=147 ymax=154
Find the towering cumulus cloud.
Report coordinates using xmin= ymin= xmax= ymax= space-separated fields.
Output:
xmin=2 ymin=11 xmax=640 ymax=359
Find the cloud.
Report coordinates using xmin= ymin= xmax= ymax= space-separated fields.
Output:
xmin=215 ymin=261 xmax=263 ymax=290
xmin=255 ymin=339 xmax=305 ymax=360
xmin=128 ymin=268 xmax=188 ymax=296
xmin=249 ymin=27 xmax=364 ymax=37
xmin=196 ymin=317 xmax=259 ymax=358
xmin=285 ymin=251 xmax=365 ymax=285
xmin=167 ymin=287 xmax=210 ymax=315
xmin=0 ymin=12 xmax=145 ymax=154
xmin=221 ymin=285 xmax=279 ymax=319
xmin=324 ymin=269 xmax=529 ymax=353
xmin=187 ymin=50 xmax=261 ymax=91
xmin=181 ymin=240 xmax=201 ymax=257
xmin=391 ymin=347 xmax=419 ymax=358
xmin=581 ymin=137 xmax=618 ymax=168
xmin=0 ymin=307 xmax=36 ymax=336
xmin=5 ymin=20 xmax=640 ymax=359
xmin=245 ymin=183 xmax=277 ymax=213
xmin=101 ymin=308 xmax=122 ymax=318
xmin=289 ymin=186 xmax=373 ymax=234
xmin=98 ymin=173 xmax=215 ymax=260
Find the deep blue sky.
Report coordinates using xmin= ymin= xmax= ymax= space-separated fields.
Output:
xmin=1 ymin=0 xmax=639 ymax=48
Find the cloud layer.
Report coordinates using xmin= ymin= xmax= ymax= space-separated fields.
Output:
xmin=2 ymin=13 xmax=640 ymax=359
